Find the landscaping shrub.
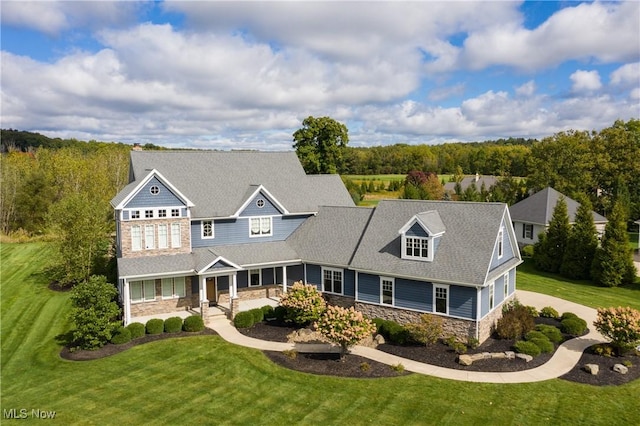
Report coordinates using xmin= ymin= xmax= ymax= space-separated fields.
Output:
xmin=525 ymin=330 xmax=547 ymax=341
xmin=146 ymin=318 xmax=164 ymax=335
xmin=560 ymin=312 xmax=578 ymax=321
xmin=126 ymin=322 xmax=146 ymax=339
xmin=521 ymin=245 xmax=534 ymax=258
xmin=467 ymin=337 xmax=480 ymax=350
xmin=525 ymin=306 xmax=539 ymax=317
xmin=164 ymin=317 xmax=183 ymax=333
xmin=496 ymin=303 xmax=535 ymax=340
xmin=372 ymin=318 xmax=385 ymax=333
xmin=593 ymin=344 xmax=614 ymax=357
xmin=234 ymin=311 xmax=255 ymax=328
xmin=110 ymin=326 xmax=131 ymax=345
xmin=539 ymin=306 xmax=560 ymax=319
xmin=359 ymin=362 xmax=371 ymax=372
xmin=378 ymin=319 xmax=410 ymax=345
xmin=261 ymin=305 xmax=275 ymax=319
xmin=561 ymin=317 xmax=587 ymax=336
xmin=315 ymin=306 xmax=376 ymax=357
xmin=283 ymin=349 xmax=297 ymax=360
xmin=249 ymin=308 xmax=264 ymax=324
xmin=535 ymin=324 xmax=563 ymax=343
xmin=391 ymin=363 xmax=405 ymax=373
xmin=593 ymin=306 xmax=640 ymax=355
xmin=278 ymin=281 xmax=326 ymax=325
xmin=183 ymin=315 xmax=205 ymax=332
xmin=513 ymin=340 xmax=541 ymax=357
xmin=274 ymin=306 xmax=287 ymax=322
xmin=404 ymin=314 xmax=443 ymax=345
xmin=529 ymin=337 xmax=554 ymax=353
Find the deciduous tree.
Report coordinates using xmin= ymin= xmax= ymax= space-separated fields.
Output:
xmin=293 ymin=116 xmax=349 ymax=174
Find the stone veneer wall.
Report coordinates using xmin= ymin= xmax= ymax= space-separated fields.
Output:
xmin=218 ymin=284 xmax=283 ymax=306
xmin=477 ymin=294 xmax=514 ymax=343
xmin=355 ymin=302 xmax=478 ymax=343
xmin=120 ymin=218 xmax=191 ymax=258
xmin=129 ymin=278 xmax=199 ymax=317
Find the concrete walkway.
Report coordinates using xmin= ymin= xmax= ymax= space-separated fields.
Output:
xmin=207 ymin=290 xmax=606 ymax=383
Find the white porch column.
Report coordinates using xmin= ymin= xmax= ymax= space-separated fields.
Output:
xmin=231 ymin=273 xmax=238 ymax=299
xmin=123 ymin=279 xmax=131 ymax=326
xmin=200 ymin=275 xmax=207 ymax=303
xmin=282 ymin=266 xmax=288 ymax=294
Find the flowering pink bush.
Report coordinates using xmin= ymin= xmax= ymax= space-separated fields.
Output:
xmin=315 ymin=305 xmax=376 ymax=356
xmin=593 ymin=306 xmax=640 ymax=354
xmin=278 ymin=281 xmax=326 ymax=325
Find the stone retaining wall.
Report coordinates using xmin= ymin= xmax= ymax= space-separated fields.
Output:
xmin=129 ymin=279 xmax=198 ymax=317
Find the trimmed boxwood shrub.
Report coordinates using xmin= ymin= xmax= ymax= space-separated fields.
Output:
xmin=525 ymin=330 xmax=547 ymax=341
xmin=126 ymin=322 xmax=146 ymax=339
xmin=111 ymin=326 xmax=131 ymax=345
xmin=561 ymin=317 xmax=587 ymax=335
xmin=183 ymin=315 xmax=205 ymax=332
xmin=261 ymin=305 xmax=275 ymax=319
xmin=234 ymin=311 xmax=255 ymax=328
xmin=529 ymin=337 xmax=554 ymax=353
xmin=274 ymin=306 xmax=287 ymax=322
xmin=146 ymin=318 xmax=164 ymax=335
xmin=249 ymin=308 xmax=264 ymax=324
xmin=539 ymin=306 xmax=559 ymax=319
xmin=561 ymin=312 xmax=578 ymax=321
xmin=378 ymin=319 xmax=410 ymax=345
xmin=535 ymin=324 xmax=563 ymax=343
xmin=372 ymin=318 xmax=385 ymax=333
xmin=164 ymin=317 xmax=183 ymax=333
xmin=514 ymin=340 xmax=541 ymax=357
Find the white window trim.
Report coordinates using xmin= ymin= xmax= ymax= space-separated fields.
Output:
xmin=144 ymin=224 xmax=155 ymax=249
xmin=130 ymin=279 xmax=156 ymax=303
xmin=497 ymin=228 xmax=504 ymax=259
xmin=248 ymin=269 xmax=262 ymax=287
xmin=401 ymin=235 xmax=434 ymax=261
xmin=489 ymin=282 xmax=495 ymax=311
xmin=171 ymin=223 xmax=181 ymax=248
xmin=202 ymin=220 xmax=214 ymax=239
xmin=321 ymin=267 xmax=343 ymax=295
xmin=524 ymin=223 xmax=533 ymax=240
xmin=162 ymin=277 xmax=186 ymax=299
xmin=380 ymin=277 xmax=394 ymax=306
xmin=158 ymin=224 xmax=168 ymax=249
xmin=125 ymin=206 xmax=183 ymax=220
xmin=249 ymin=216 xmax=273 ymax=238
xmin=433 ymin=284 xmax=449 ymax=315
xmin=131 ymin=225 xmax=142 ymax=251
xmin=503 ymin=272 xmax=509 ymax=298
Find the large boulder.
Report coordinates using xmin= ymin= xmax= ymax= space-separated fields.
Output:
xmin=613 ymin=364 xmax=629 ymax=375
xmin=458 ymin=354 xmax=474 ymax=366
xmin=584 ymin=364 xmax=599 ymax=375
xmin=516 ymin=353 xmax=533 ymax=363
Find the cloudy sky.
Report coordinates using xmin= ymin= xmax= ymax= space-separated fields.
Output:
xmin=1 ymin=1 xmax=638 ymax=150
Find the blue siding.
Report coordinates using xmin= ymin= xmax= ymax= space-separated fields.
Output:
xmin=406 ymin=222 xmax=428 ymax=237
xmin=357 ymin=273 xmax=379 ymax=303
xmin=450 ymin=285 xmax=476 ymax=319
xmin=344 ymin=269 xmax=355 ymax=297
xmin=305 ymin=264 xmax=321 ymax=291
xmin=287 ymin=265 xmax=304 ymax=286
xmin=125 ymin=177 xmax=186 ymax=209
xmin=123 ymin=211 xmax=129 ymax=220
xmin=191 ymin=215 xmax=307 ymax=248
xmin=240 ymin=191 xmax=283 ymax=216
xmin=489 ymin=217 xmax=516 ymax=270
xmin=396 ymin=278 xmax=431 ymax=311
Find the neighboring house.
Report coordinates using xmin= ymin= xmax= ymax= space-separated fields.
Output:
xmin=509 ymin=187 xmax=607 ymax=248
xmin=444 ymin=174 xmax=498 ymax=195
xmin=111 ymin=151 xmax=522 ymax=343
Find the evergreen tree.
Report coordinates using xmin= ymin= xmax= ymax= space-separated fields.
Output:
xmin=591 ymin=200 xmax=636 ymax=287
xmin=533 ymin=197 xmax=570 ymax=273
xmin=560 ymin=196 xmax=598 ymax=279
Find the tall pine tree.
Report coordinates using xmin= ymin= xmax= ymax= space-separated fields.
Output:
xmin=591 ymin=199 xmax=636 ymax=287
xmin=560 ymin=196 xmax=598 ymax=279
xmin=533 ymin=197 xmax=570 ymax=273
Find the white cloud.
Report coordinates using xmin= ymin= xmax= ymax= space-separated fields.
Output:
xmin=610 ymin=62 xmax=640 ymax=87
xmin=570 ymin=70 xmax=602 ymax=93
xmin=515 ymin=81 xmax=536 ymax=97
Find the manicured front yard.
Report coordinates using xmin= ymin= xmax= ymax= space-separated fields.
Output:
xmin=2 ymin=242 xmax=639 ymax=425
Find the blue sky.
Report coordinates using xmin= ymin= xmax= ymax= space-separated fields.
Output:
xmin=1 ymin=1 xmax=638 ymax=150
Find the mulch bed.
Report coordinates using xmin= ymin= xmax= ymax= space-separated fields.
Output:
xmin=60 ymin=329 xmax=217 ymax=361
xmin=238 ymin=319 xmax=640 ymax=386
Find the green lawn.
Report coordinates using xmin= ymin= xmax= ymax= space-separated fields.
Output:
xmin=2 ymin=243 xmax=639 ymax=425
xmin=517 ymin=258 xmax=640 ymax=311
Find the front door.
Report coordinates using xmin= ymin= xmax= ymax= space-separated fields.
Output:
xmin=206 ymin=277 xmax=217 ymax=305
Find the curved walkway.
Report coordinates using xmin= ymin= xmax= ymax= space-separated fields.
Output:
xmin=207 ymin=290 xmax=606 ymax=383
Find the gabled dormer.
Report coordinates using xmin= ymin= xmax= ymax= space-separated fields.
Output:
xmin=398 ymin=211 xmax=446 ymax=262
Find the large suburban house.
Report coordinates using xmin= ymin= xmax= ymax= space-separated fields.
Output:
xmin=509 ymin=187 xmax=607 ymax=248
xmin=111 ymin=151 xmax=522 ymax=343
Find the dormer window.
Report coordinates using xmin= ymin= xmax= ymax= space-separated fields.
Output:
xmin=398 ymin=211 xmax=445 ymax=263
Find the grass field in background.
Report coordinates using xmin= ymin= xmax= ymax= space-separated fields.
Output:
xmin=1 ymin=242 xmax=639 ymax=425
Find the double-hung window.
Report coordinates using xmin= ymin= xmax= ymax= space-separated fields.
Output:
xmin=489 ymin=282 xmax=495 ymax=310
xmin=523 ymin=224 xmax=533 ymax=239
xmin=249 ymin=269 xmax=261 ymax=286
xmin=434 ymin=285 xmax=448 ymax=314
xmin=131 ymin=225 xmax=142 ymax=251
xmin=158 ymin=224 xmax=168 ymax=249
xmin=145 ymin=224 xmax=155 ymax=249
xmin=250 ymin=217 xmax=272 ymax=237
xmin=162 ymin=277 xmax=185 ymax=299
xmin=503 ymin=272 xmax=509 ymax=297
xmin=404 ymin=236 xmax=429 ymax=260
xmin=130 ymin=280 xmax=156 ymax=303
xmin=171 ymin=223 xmax=181 ymax=248
xmin=322 ymin=268 xmax=343 ymax=294
xmin=381 ymin=278 xmax=393 ymax=305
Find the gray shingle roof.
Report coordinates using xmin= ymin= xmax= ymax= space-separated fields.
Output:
xmin=509 ymin=187 xmax=607 ymax=226
xmin=415 ymin=211 xmax=446 ymax=235
xmin=113 ymin=151 xmax=354 ymax=217
xmin=118 ymin=253 xmax=195 ymax=279
xmin=349 ymin=199 xmax=509 ymax=285
xmin=287 ymin=206 xmax=374 ymax=267
xmin=444 ymin=175 xmax=499 ymax=193
xmin=203 ymin=241 xmax=300 ymax=267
